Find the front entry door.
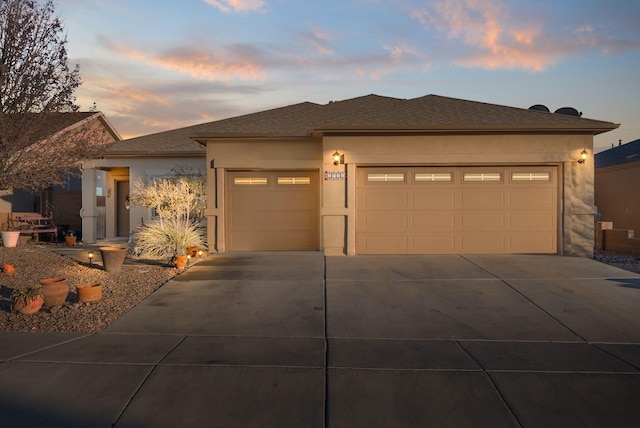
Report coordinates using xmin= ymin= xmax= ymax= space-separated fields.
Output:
xmin=116 ymin=180 xmax=130 ymax=237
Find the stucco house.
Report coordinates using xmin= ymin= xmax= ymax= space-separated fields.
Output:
xmin=191 ymin=94 xmax=618 ymax=256
xmin=0 ymin=112 xmax=120 ymax=235
xmin=81 ymin=126 xmax=207 ymax=243
xmin=595 ymin=139 xmax=640 ymax=235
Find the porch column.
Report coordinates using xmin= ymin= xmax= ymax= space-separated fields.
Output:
xmin=80 ymin=167 xmax=98 ymax=243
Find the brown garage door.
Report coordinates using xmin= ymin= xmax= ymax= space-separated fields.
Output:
xmin=226 ymin=170 xmax=319 ymax=251
xmin=356 ymin=166 xmax=558 ymax=254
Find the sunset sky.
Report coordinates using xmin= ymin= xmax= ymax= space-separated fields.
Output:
xmin=56 ymin=0 xmax=640 ymax=152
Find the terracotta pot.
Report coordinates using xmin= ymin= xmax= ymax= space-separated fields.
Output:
xmin=187 ymin=246 xmax=199 ymax=258
xmin=1 ymin=231 xmax=20 ymax=247
xmin=77 ymin=283 xmax=102 ymax=303
xmin=99 ymin=247 xmax=127 ymax=272
xmin=65 ymin=236 xmax=76 ymax=246
xmin=14 ymin=295 xmax=44 ymax=315
xmin=39 ymin=277 xmax=69 ymax=307
xmin=174 ymin=254 xmax=188 ymax=269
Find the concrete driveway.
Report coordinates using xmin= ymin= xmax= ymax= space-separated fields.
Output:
xmin=1 ymin=253 xmax=640 ymax=427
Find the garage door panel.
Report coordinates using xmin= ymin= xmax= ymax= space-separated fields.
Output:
xmin=357 ymin=235 xmax=408 ymax=254
xmin=509 ymin=233 xmax=556 ymax=253
xmin=358 ymin=213 xmax=410 ymax=231
xmin=460 ymin=212 xmax=506 ymax=231
xmin=460 ymin=191 xmax=505 ymax=208
xmin=359 ymin=192 xmax=410 ymax=210
xmin=509 ymin=212 xmax=556 ymax=231
xmin=413 ymin=234 xmax=457 ymax=253
xmin=357 ymin=166 xmax=558 ymax=255
xmin=413 ymin=213 xmax=456 ymax=231
xmin=460 ymin=233 xmax=506 ymax=253
xmin=412 ymin=191 xmax=456 ymax=209
xmin=509 ymin=190 xmax=556 ymax=209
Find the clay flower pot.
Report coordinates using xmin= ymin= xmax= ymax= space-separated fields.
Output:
xmin=174 ymin=254 xmax=188 ymax=270
xmin=1 ymin=230 xmax=20 ymax=247
xmin=186 ymin=246 xmax=199 ymax=258
xmin=14 ymin=295 xmax=44 ymax=315
xmin=99 ymin=247 xmax=127 ymax=272
xmin=65 ymin=235 xmax=77 ymax=246
xmin=39 ymin=277 xmax=69 ymax=307
xmin=76 ymin=283 xmax=102 ymax=303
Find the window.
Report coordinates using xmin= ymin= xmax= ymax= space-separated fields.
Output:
xmin=367 ymin=173 xmax=405 ymax=182
xmin=277 ymin=177 xmax=311 ymax=185
xmin=415 ymin=173 xmax=452 ymax=182
xmin=463 ymin=172 xmax=501 ymax=182
xmin=512 ymin=172 xmax=551 ymax=182
xmin=234 ymin=177 xmax=268 ymax=185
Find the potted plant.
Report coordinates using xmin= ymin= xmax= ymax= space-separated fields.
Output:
xmin=64 ymin=230 xmax=77 ymax=246
xmin=1 ymin=217 xmax=20 ymax=248
xmin=12 ymin=285 xmax=45 ymax=315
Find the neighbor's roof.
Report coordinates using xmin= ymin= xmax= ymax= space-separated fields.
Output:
xmin=107 ymin=94 xmax=619 ymax=155
xmin=595 ymin=139 xmax=640 ymax=169
xmin=1 ymin=112 xmax=121 ymax=142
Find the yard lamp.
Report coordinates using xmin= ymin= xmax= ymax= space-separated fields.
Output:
xmin=88 ymin=251 xmax=94 ymax=267
xmin=332 ymin=151 xmax=344 ymax=166
xmin=577 ymin=149 xmax=588 ymax=164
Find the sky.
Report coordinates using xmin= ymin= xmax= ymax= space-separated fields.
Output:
xmin=55 ymin=0 xmax=640 ymax=152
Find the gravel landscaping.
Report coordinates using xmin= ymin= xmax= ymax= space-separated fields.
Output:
xmin=1 ymin=244 xmax=639 ymax=333
xmin=0 ymin=243 xmax=181 ymax=333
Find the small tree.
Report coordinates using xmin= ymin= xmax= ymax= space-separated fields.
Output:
xmin=0 ymin=0 xmax=111 ymax=191
xmin=129 ymin=169 xmax=206 ymax=259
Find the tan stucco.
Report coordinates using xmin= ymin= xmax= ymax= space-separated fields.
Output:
xmin=205 ymin=132 xmax=597 ymax=256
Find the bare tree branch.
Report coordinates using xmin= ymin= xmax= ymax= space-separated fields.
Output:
xmin=0 ymin=0 xmax=112 ymax=191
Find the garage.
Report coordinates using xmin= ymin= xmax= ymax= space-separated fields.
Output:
xmin=226 ymin=170 xmax=319 ymax=251
xmin=356 ymin=166 xmax=558 ymax=254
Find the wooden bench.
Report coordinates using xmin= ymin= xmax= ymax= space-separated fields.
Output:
xmin=10 ymin=213 xmax=58 ymax=242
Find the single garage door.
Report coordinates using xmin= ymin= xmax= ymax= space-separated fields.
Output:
xmin=226 ymin=170 xmax=319 ymax=251
xmin=356 ymin=166 xmax=558 ymax=254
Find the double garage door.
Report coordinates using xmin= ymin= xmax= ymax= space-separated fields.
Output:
xmin=225 ymin=166 xmax=558 ymax=254
xmin=356 ymin=166 xmax=558 ymax=254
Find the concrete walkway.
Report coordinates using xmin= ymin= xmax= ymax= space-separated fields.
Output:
xmin=1 ymin=253 xmax=640 ymax=427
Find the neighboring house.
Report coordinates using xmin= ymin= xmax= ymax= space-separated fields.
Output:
xmin=595 ymin=139 xmax=640 ymax=235
xmin=0 ymin=112 xmax=120 ymax=235
xmin=191 ymin=94 xmax=618 ymax=257
xmin=81 ymin=126 xmax=207 ymax=243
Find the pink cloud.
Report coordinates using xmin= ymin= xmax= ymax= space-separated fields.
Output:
xmin=303 ymin=27 xmax=334 ymax=55
xmin=203 ymin=0 xmax=265 ymax=13
xmin=411 ymin=0 xmax=553 ymax=71
xmin=98 ymin=37 xmax=265 ymax=81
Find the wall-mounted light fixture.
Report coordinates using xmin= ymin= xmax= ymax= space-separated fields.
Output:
xmin=577 ymin=149 xmax=588 ymax=164
xmin=332 ymin=151 xmax=344 ymax=166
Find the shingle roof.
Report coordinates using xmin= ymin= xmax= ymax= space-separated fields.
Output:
xmin=595 ymin=139 xmax=640 ymax=168
xmin=107 ymin=94 xmax=619 ymax=154
xmin=194 ymin=94 xmax=618 ymax=138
